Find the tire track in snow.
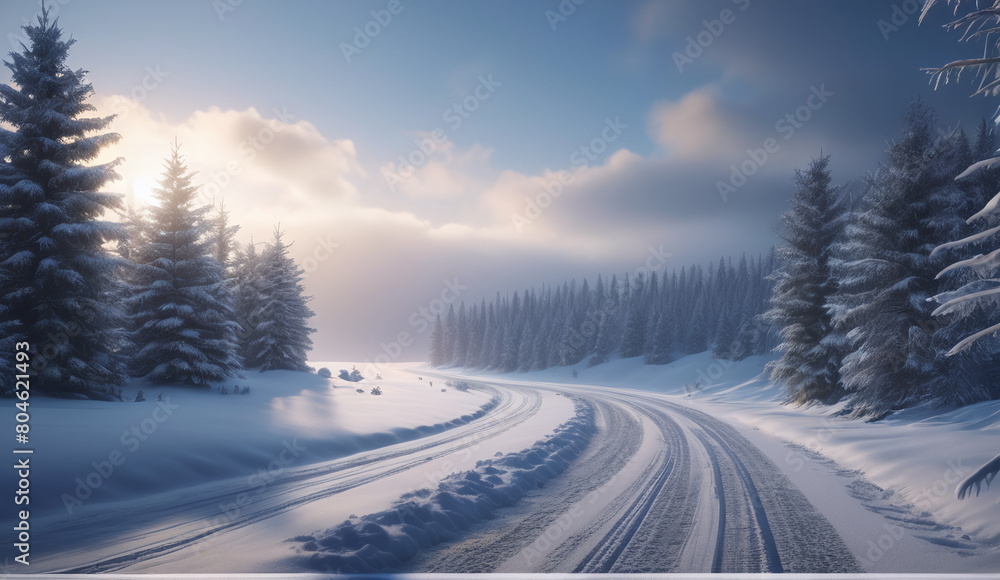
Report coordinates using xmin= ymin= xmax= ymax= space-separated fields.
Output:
xmin=409 ymin=395 xmax=643 ymax=573
xmin=649 ymin=394 xmax=862 ymax=573
xmin=570 ymin=397 xmax=689 ymax=573
xmin=410 ymin=382 xmax=861 ymax=573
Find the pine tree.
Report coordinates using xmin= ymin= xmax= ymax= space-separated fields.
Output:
xmin=686 ymin=295 xmax=709 ymax=353
xmin=127 ymin=144 xmax=241 ymax=384
xmin=118 ymin=203 xmax=148 ymax=263
xmin=712 ymin=309 xmax=737 ymax=360
xmin=731 ymin=286 xmax=759 ymax=361
xmin=766 ymin=156 xmax=845 ymax=404
xmin=923 ymin=126 xmax=997 ymax=406
xmin=532 ymin=311 xmax=552 ymax=370
xmin=645 ymin=311 xmax=672 ymax=365
xmin=831 ymin=103 xmax=960 ymax=417
xmin=468 ymin=299 xmax=486 ymax=367
xmin=232 ymin=238 xmax=267 ymax=367
xmin=245 ymin=226 xmax=316 ymax=372
xmin=0 ymin=11 xmax=128 ymax=396
xmin=620 ymin=274 xmax=647 ymax=358
xmin=589 ymin=276 xmax=618 ymax=366
xmin=921 ymin=0 xmax=1000 ymax=500
xmin=454 ymin=303 xmax=469 ymax=367
xmin=501 ymin=292 xmax=521 ymax=370
xmin=442 ymin=303 xmax=457 ymax=366
xmin=479 ymin=303 xmax=496 ymax=369
xmin=428 ymin=314 xmax=445 ymax=367
xmin=212 ymin=199 xmax=240 ymax=274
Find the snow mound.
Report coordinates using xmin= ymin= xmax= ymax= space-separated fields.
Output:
xmin=291 ymin=399 xmax=596 ymax=574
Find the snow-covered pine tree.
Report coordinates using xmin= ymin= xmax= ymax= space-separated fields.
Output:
xmin=588 ymin=275 xmax=618 ymax=366
xmin=0 ymin=10 xmax=129 ymax=396
xmin=766 ymin=156 xmax=845 ymax=404
xmin=117 ymin=203 xmax=149 ymax=263
xmin=531 ymin=289 xmax=553 ymax=370
xmin=685 ymin=293 xmax=709 ymax=354
xmin=920 ymin=1 xmax=1000 ymax=355
xmin=212 ymin=199 xmax=240 ymax=274
xmin=428 ymin=314 xmax=445 ymax=367
xmin=478 ymin=302 xmax=496 ymax=369
xmin=232 ymin=237 xmax=268 ymax=367
xmin=517 ymin=290 xmax=537 ymax=371
xmin=490 ymin=299 xmax=506 ymax=369
xmin=922 ymin=127 xmax=999 ymax=406
xmin=127 ymin=143 xmax=241 ymax=384
xmin=443 ymin=303 xmax=457 ymax=366
xmin=454 ymin=302 xmax=469 ymax=368
xmin=831 ymin=103 xmax=961 ymax=417
xmin=245 ymin=226 xmax=316 ymax=372
xmin=644 ymin=311 xmax=672 ymax=365
xmin=731 ymin=297 xmax=758 ymax=362
xmin=620 ymin=274 xmax=647 ymax=358
xmin=915 ymin=0 xmax=1000 ymax=499
xmin=500 ymin=292 xmax=520 ymax=371
xmin=712 ymin=309 xmax=737 ymax=360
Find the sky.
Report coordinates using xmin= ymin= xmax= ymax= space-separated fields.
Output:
xmin=1 ymin=0 xmax=997 ymax=363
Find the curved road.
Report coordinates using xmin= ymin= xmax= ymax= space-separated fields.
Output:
xmin=408 ymin=378 xmax=862 ymax=574
xmin=36 ymin=373 xmax=861 ymax=573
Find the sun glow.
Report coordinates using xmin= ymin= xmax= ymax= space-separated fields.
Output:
xmin=131 ymin=175 xmax=159 ymax=207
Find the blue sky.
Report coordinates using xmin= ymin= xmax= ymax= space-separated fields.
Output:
xmin=1 ymin=0 xmax=997 ymax=360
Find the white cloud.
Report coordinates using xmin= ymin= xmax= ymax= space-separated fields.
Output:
xmin=648 ymin=87 xmax=741 ymax=160
xmin=93 ymin=95 xmax=364 ymax=218
xmin=82 ymin=94 xmax=786 ymax=359
xmin=378 ymin=135 xmax=494 ymax=200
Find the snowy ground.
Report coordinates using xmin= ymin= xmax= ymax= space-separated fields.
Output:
xmin=14 ymin=363 xmax=496 ymax=515
xmin=6 ymin=354 xmax=1000 ymax=574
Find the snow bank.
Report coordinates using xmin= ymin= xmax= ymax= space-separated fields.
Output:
xmin=8 ymin=364 xmax=498 ymax=516
xmin=291 ymin=398 xmax=596 ymax=574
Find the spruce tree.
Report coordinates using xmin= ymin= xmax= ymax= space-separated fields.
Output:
xmin=831 ymin=103 xmax=960 ymax=417
xmin=644 ymin=311 xmax=672 ymax=365
xmin=686 ymin=296 xmax=709 ymax=353
xmin=428 ymin=314 xmax=445 ymax=367
xmin=766 ymin=156 xmax=844 ymax=404
xmin=0 ymin=11 xmax=128 ymax=396
xmin=127 ymin=144 xmax=241 ymax=384
xmin=620 ymin=275 xmax=647 ymax=358
xmin=454 ymin=303 xmax=469 ymax=367
xmin=232 ymin=238 xmax=268 ymax=367
xmin=245 ymin=226 xmax=316 ymax=372
xmin=712 ymin=310 xmax=737 ymax=360
xmin=212 ymin=199 xmax=240 ymax=273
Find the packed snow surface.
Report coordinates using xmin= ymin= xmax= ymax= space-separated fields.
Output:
xmin=7 ymin=353 xmax=1000 ymax=574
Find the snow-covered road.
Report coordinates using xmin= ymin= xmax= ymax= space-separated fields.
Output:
xmin=406 ymin=379 xmax=860 ymax=574
xmin=27 ymin=370 xmax=957 ymax=574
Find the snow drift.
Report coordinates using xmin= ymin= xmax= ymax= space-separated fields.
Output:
xmin=291 ymin=398 xmax=596 ymax=573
